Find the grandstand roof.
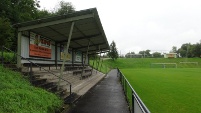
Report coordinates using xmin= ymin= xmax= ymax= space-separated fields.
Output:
xmin=14 ymin=8 xmax=109 ymax=54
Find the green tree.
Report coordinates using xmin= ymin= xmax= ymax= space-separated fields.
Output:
xmin=108 ymin=41 xmax=118 ymax=61
xmin=152 ymin=52 xmax=162 ymax=58
xmin=36 ymin=9 xmax=53 ymax=19
xmin=145 ymin=49 xmax=151 ymax=57
xmin=189 ymin=43 xmax=201 ymax=57
xmin=178 ymin=43 xmax=191 ymax=58
xmin=0 ymin=17 xmax=14 ymax=48
xmin=54 ymin=1 xmax=75 ymax=15
xmin=170 ymin=46 xmax=177 ymax=53
xmin=125 ymin=52 xmax=135 ymax=58
xmin=139 ymin=51 xmax=145 ymax=55
xmin=0 ymin=0 xmax=40 ymax=24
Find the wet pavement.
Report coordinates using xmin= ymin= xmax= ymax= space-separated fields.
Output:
xmin=68 ymin=69 xmax=129 ymax=113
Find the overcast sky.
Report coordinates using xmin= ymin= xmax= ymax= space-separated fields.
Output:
xmin=39 ymin=0 xmax=201 ymax=54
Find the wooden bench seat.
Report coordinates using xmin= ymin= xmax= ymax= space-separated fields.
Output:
xmin=65 ymin=66 xmax=86 ymax=71
xmin=72 ymin=68 xmax=92 ymax=75
xmin=73 ymin=70 xmax=82 ymax=75
xmin=81 ymin=72 xmax=91 ymax=78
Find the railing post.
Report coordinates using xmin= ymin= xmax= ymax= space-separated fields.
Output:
xmin=120 ymin=72 xmax=123 ymax=84
xmin=132 ymin=92 xmax=134 ymax=113
xmin=122 ymin=76 xmax=124 ymax=88
xmin=125 ymin=79 xmax=127 ymax=96
xmin=30 ymin=62 xmax=33 ymax=83
xmin=1 ymin=46 xmax=4 ymax=66
xmin=70 ymin=84 xmax=72 ymax=95
xmin=120 ymin=70 xmax=122 ymax=80
xmin=118 ymin=69 xmax=151 ymax=113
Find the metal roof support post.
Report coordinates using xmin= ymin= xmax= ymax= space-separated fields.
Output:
xmin=55 ymin=42 xmax=58 ymax=69
xmin=82 ymin=52 xmax=84 ymax=66
xmin=17 ymin=31 xmax=22 ymax=68
xmin=91 ymin=55 xmax=95 ymax=75
xmin=72 ymin=49 xmax=74 ymax=66
xmin=81 ymin=40 xmax=90 ymax=79
xmin=96 ymin=45 xmax=101 ymax=73
xmin=58 ymin=22 xmax=74 ymax=90
xmin=95 ymin=52 xmax=98 ymax=73
xmin=99 ymin=56 xmax=103 ymax=72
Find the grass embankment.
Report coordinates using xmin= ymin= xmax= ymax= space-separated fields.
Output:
xmin=100 ymin=58 xmax=201 ymax=69
xmin=0 ymin=66 xmax=62 ymax=113
xmin=1 ymin=52 xmax=16 ymax=63
xmin=89 ymin=59 xmax=111 ymax=74
xmin=121 ymin=68 xmax=201 ymax=113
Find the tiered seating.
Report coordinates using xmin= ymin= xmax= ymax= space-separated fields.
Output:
xmin=65 ymin=65 xmax=93 ymax=79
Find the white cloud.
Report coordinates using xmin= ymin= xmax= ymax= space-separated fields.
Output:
xmin=39 ymin=0 xmax=201 ymax=54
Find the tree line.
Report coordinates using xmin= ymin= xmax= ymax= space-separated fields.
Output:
xmin=103 ymin=40 xmax=201 ymax=60
xmin=125 ymin=50 xmax=163 ymax=58
xmin=0 ymin=0 xmax=75 ymax=49
xmin=177 ymin=41 xmax=201 ymax=58
xmin=124 ymin=40 xmax=201 ymax=58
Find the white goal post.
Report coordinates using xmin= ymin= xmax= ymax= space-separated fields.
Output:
xmin=151 ymin=63 xmax=177 ymax=68
xmin=179 ymin=62 xmax=198 ymax=65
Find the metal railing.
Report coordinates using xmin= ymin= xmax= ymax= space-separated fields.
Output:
xmin=1 ymin=46 xmax=72 ymax=95
xmin=117 ymin=68 xmax=151 ymax=113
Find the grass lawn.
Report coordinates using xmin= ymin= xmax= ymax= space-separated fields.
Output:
xmin=102 ymin=58 xmax=201 ymax=69
xmin=89 ymin=60 xmax=111 ymax=74
xmin=121 ymin=68 xmax=201 ymax=113
xmin=0 ymin=66 xmax=62 ymax=113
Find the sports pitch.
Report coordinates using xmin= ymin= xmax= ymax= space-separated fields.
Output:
xmin=121 ymin=68 xmax=201 ymax=113
xmin=91 ymin=58 xmax=201 ymax=112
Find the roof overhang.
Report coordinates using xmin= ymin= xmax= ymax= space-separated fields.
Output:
xmin=13 ymin=8 xmax=109 ymax=54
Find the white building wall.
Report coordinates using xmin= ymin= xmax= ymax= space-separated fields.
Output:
xmin=21 ymin=35 xmax=56 ymax=64
xmin=20 ymin=35 xmax=89 ymax=65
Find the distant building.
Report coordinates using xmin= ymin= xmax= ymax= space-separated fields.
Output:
xmin=125 ymin=53 xmax=143 ymax=58
xmin=164 ymin=53 xmax=177 ymax=58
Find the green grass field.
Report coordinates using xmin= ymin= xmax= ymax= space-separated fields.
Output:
xmin=121 ymin=68 xmax=201 ymax=113
xmin=91 ymin=58 xmax=201 ymax=113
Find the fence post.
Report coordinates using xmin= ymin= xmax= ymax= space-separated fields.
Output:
xmin=121 ymin=75 xmax=123 ymax=84
xmin=125 ymin=79 xmax=127 ymax=96
xmin=132 ymin=92 xmax=134 ymax=113
xmin=123 ymin=77 xmax=125 ymax=91
xmin=1 ymin=46 xmax=4 ymax=66
xmin=119 ymin=71 xmax=122 ymax=83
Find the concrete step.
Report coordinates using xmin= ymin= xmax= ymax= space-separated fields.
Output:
xmin=72 ymin=70 xmax=105 ymax=96
xmin=64 ymin=93 xmax=78 ymax=104
xmin=56 ymin=88 xmax=67 ymax=96
xmin=47 ymin=85 xmax=58 ymax=92
xmin=32 ymin=78 xmax=47 ymax=86
xmin=62 ymin=92 xmax=71 ymax=99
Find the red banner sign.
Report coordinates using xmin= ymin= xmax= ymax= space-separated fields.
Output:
xmin=29 ymin=32 xmax=51 ymax=58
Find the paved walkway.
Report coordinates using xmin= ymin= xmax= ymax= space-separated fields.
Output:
xmin=68 ymin=69 xmax=129 ymax=113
